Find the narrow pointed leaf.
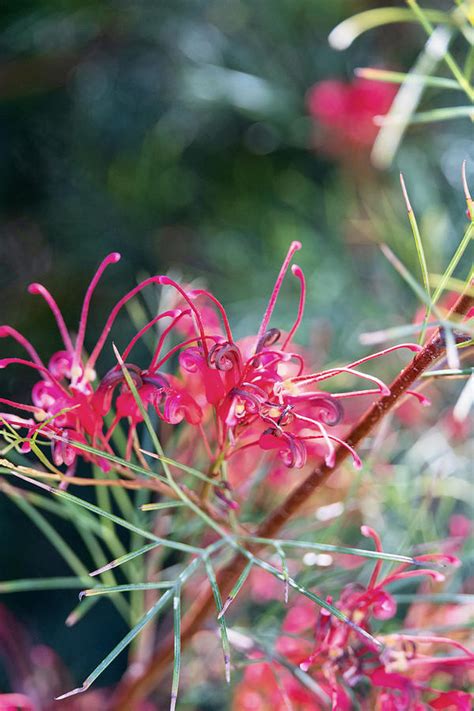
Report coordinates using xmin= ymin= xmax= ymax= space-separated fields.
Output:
xmin=218 ymin=560 xmax=253 ymax=619
xmin=170 ymin=587 xmax=181 ymax=711
xmin=80 ymin=581 xmax=175 ymax=598
xmin=204 ymin=557 xmax=231 ymax=683
xmin=89 ymin=542 xmax=160 ymax=577
xmin=0 ymin=576 xmax=90 ymax=593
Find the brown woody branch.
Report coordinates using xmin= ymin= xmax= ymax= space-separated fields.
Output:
xmin=110 ymin=286 xmax=473 ymax=710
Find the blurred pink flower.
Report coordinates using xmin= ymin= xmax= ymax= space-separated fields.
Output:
xmin=234 ymin=527 xmax=472 ymax=710
xmin=307 ymin=77 xmax=396 ymax=154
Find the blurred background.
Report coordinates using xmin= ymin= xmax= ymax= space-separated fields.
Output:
xmin=0 ymin=0 xmax=472 ymax=702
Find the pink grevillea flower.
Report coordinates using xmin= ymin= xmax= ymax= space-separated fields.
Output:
xmin=234 ymin=527 xmax=472 ymax=711
xmin=307 ymin=77 xmax=396 ymax=155
xmin=0 ymin=256 xmax=205 ymax=473
xmin=0 ymin=253 xmax=124 ymax=477
xmin=172 ymin=241 xmax=421 ymax=483
xmin=1 ymin=243 xmax=422 ymax=494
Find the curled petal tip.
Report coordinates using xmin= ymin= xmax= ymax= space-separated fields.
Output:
xmin=27 ymin=283 xmax=42 ymax=294
xmin=291 ymin=240 xmax=302 ymax=251
xmin=109 ymin=252 xmax=121 ymax=263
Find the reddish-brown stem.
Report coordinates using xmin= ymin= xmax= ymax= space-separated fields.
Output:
xmin=110 ymin=287 xmax=473 ymax=710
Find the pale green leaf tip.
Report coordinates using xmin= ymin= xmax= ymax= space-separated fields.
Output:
xmin=399 ymin=173 xmax=413 ymax=213
xmin=112 ymin=342 xmax=124 ymax=365
xmin=56 ymin=684 xmax=88 ymax=700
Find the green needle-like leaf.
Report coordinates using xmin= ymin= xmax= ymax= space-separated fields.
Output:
xmin=375 ymin=106 xmax=474 ymax=125
xmin=204 ymin=556 xmax=231 ymax=683
xmin=218 ymin=560 xmax=254 ymax=619
xmin=0 ymin=576 xmax=90 ymax=593
xmin=80 ymin=581 xmax=175 ymax=598
xmin=355 ymin=67 xmax=461 ymax=90
xmin=170 ymin=586 xmax=182 ymax=711
xmin=56 ymin=557 xmax=201 ymax=700
xmin=88 ymin=542 xmax=161 ymax=577
xmin=8 ymin=468 xmax=200 ymax=555
xmin=329 ymin=8 xmax=453 ymax=51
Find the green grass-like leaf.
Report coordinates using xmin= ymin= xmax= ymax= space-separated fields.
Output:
xmin=375 ymin=106 xmax=473 ymax=125
xmin=0 ymin=576 xmax=90 ymax=593
xmin=203 ymin=556 xmax=232 ymax=683
xmin=329 ymin=7 xmax=454 ymax=50
xmin=355 ymin=67 xmax=461 ymax=90
xmin=170 ymin=586 xmax=182 ymax=711
xmin=56 ymin=556 xmax=201 ymax=700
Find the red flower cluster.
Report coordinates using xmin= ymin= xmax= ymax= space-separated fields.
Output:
xmin=1 ymin=244 xmax=421 ymax=498
xmin=307 ymin=78 xmax=396 ymax=155
xmin=234 ymin=527 xmax=473 ymax=711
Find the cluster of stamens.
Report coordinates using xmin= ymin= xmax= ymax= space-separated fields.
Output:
xmin=0 ymin=242 xmax=424 ymax=498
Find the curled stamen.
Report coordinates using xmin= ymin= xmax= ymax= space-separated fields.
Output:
xmin=87 ymin=275 xmax=208 ymax=371
xmin=361 ymin=525 xmax=384 ymax=589
xmin=0 ymin=412 xmax=35 ymax=429
xmin=0 ymin=398 xmax=44 ymax=415
xmin=148 ymin=310 xmax=192 ymax=371
xmin=294 ymin=413 xmax=335 ymax=467
xmin=406 ymin=390 xmax=431 ymax=406
xmin=281 ymin=265 xmax=306 ymax=350
xmin=0 ymin=358 xmax=69 ymax=394
xmin=28 ymin=283 xmax=73 ymax=353
xmin=101 ymin=363 xmax=143 ymax=390
xmin=0 ymin=326 xmax=45 ymax=368
xmin=293 ymin=367 xmax=391 ymax=397
xmin=230 ymin=388 xmax=266 ymax=415
xmin=255 ymin=328 xmax=281 ymax=354
xmin=386 ymin=633 xmax=474 ymax=658
xmin=121 ymin=310 xmax=181 ymax=361
xmin=158 ymin=277 xmax=210 ymax=357
xmin=72 ymin=253 xmax=121 ymax=382
xmin=413 ymin=553 xmax=461 ymax=568
xmin=154 ymin=335 xmax=217 ymax=372
xmin=300 ymin=393 xmax=343 ymax=426
xmin=256 ymin=241 xmax=302 ymax=350
xmin=259 ymin=428 xmax=307 ymax=468
xmin=189 ymin=289 xmax=234 ymax=343
xmin=381 ymin=569 xmax=445 ymax=587
xmin=277 ymin=404 xmax=294 ymax=426
xmin=302 ymin=433 xmax=362 ymax=469
xmin=208 ymin=342 xmax=242 ymax=372
xmin=347 ymin=343 xmax=422 ymax=369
